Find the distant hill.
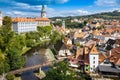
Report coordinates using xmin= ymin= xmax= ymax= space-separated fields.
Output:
xmin=50 ymin=10 xmax=120 ymax=20
xmin=83 ymin=10 xmax=120 ymax=19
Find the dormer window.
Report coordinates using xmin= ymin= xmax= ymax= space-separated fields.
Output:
xmin=104 ymin=60 xmax=109 ymax=64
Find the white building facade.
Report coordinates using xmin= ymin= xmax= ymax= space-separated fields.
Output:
xmin=12 ymin=18 xmax=37 ymax=33
xmin=89 ymin=54 xmax=99 ymax=72
xmin=35 ymin=18 xmax=50 ymax=27
xmin=89 ymin=45 xmax=99 ymax=72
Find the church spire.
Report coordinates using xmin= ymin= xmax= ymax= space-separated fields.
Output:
xmin=41 ymin=5 xmax=46 ymax=18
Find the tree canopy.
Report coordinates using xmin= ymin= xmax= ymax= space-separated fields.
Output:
xmin=3 ymin=16 xmax=12 ymax=30
xmin=42 ymin=61 xmax=77 ymax=80
xmin=42 ymin=61 xmax=85 ymax=80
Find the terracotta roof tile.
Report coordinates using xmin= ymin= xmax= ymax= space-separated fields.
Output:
xmin=76 ymin=48 xmax=82 ymax=59
xmin=93 ymin=30 xmax=100 ymax=35
xmin=12 ymin=17 xmax=50 ymax=22
xmin=89 ymin=45 xmax=99 ymax=54
xmin=35 ymin=18 xmax=49 ymax=21
xmin=99 ymin=53 xmax=106 ymax=63
xmin=106 ymin=47 xmax=120 ymax=66
xmin=74 ymin=32 xmax=85 ymax=38
xmin=115 ymin=39 xmax=120 ymax=45
xmin=12 ymin=18 xmax=35 ymax=22
xmin=85 ymin=40 xmax=96 ymax=47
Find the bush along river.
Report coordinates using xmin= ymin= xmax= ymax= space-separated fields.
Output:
xmin=21 ymin=47 xmax=55 ymax=80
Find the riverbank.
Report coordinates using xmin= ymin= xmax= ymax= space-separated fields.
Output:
xmin=45 ymin=49 xmax=56 ymax=61
xmin=34 ymin=71 xmax=46 ymax=79
xmin=22 ymin=39 xmax=51 ymax=55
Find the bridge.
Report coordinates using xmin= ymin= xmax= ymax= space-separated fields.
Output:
xmin=9 ymin=59 xmax=64 ymax=74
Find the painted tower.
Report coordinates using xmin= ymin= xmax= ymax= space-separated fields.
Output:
xmin=41 ymin=5 xmax=46 ymax=18
xmin=62 ymin=20 xmax=65 ymax=29
xmin=0 ymin=11 xmax=2 ymax=26
xmin=89 ymin=45 xmax=99 ymax=72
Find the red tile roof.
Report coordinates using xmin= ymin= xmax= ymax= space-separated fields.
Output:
xmin=12 ymin=18 xmax=35 ymax=22
xmin=12 ymin=17 xmax=50 ymax=22
xmin=35 ymin=18 xmax=49 ymax=21
xmin=106 ymin=47 xmax=120 ymax=66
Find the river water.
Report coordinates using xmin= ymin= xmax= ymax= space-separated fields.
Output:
xmin=21 ymin=48 xmax=49 ymax=80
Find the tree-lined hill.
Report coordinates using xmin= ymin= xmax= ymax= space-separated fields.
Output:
xmin=50 ymin=10 xmax=120 ymax=20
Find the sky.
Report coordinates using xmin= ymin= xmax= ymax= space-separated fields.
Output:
xmin=0 ymin=0 xmax=120 ymax=17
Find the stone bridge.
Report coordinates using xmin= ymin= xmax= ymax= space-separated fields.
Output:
xmin=9 ymin=59 xmax=64 ymax=74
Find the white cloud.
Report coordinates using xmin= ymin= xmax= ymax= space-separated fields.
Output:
xmin=6 ymin=11 xmax=26 ymax=16
xmin=12 ymin=2 xmax=41 ymax=10
xmin=5 ymin=8 xmax=90 ymax=17
xmin=4 ymin=1 xmax=89 ymax=17
xmin=6 ymin=11 xmax=39 ymax=17
xmin=95 ymin=0 xmax=118 ymax=6
xmin=46 ymin=9 xmax=89 ymax=17
xmin=56 ymin=0 xmax=69 ymax=4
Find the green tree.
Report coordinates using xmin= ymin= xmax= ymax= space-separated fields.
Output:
xmin=25 ymin=32 xmax=36 ymax=47
xmin=7 ymin=35 xmax=25 ymax=51
xmin=42 ymin=61 xmax=79 ymax=80
xmin=53 ymin=21 xmax=62 ymax=27
xmin=50 ymin=31 xmax=61 ymax=44
xmin=0 ymin=27 xmax=15 ymax=52
xmin=0 ymin=50 xmax=10 ymax=75
xmin=6 ymin=73 xmax=15 ymax=80
xmin=83 ymin=20 xmax=87 ymax=26
xmin=7 ymin=48 xmax=25 ymax=70
xmin=3 ymin=16 xmax=12 ymax=30
xmin=37 ymin=26 xmax=52 ymax=39
xmin=26 ymin=39 xmax=35 ymax=47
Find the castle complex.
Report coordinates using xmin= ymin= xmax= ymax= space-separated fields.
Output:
xmin=12 ymin=5 xmax=50 ymax=33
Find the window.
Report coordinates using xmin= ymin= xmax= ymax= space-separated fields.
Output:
xmin=93 ymin=65 xmax=95 ymax=68
xmin=93 ymin=57 xmax=95 ymax=59
xmin=93 ymin=61 xmax=95 ymax=63
xmin=86 ymin=69 xmax=88 ymax=71
xmin=91 ymin=68 xmax=93 ymax=70
xmin=104 ymin=60 xmax=109 ymax=64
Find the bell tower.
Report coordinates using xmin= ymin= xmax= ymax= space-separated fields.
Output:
xmin=41 ymin=5 xmax=46 ymax=18
xmin=62 ymin=20 xmax=65 ymax=29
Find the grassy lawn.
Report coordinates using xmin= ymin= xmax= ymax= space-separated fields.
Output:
xmin=22 ymin=47 xmax=31 ymax=55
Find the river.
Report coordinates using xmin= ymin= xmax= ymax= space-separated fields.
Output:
xmin=21 ymin=48 xmax=54 ymax=80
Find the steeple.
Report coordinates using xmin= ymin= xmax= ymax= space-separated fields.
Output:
xmin=41 ymin=5 xmax=46 ymax=18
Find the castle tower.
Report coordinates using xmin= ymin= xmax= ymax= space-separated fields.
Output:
xmin=0 ymin=11 xmax=2 ymax=26
xmin=62 ymin=20 xmax=65 ymax=29
xmin=41 ymin=5 xmax=46 ymax=18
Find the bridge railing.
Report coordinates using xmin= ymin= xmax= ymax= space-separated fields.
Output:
xmin=9 ymin=59 xmax=64 ymax=74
